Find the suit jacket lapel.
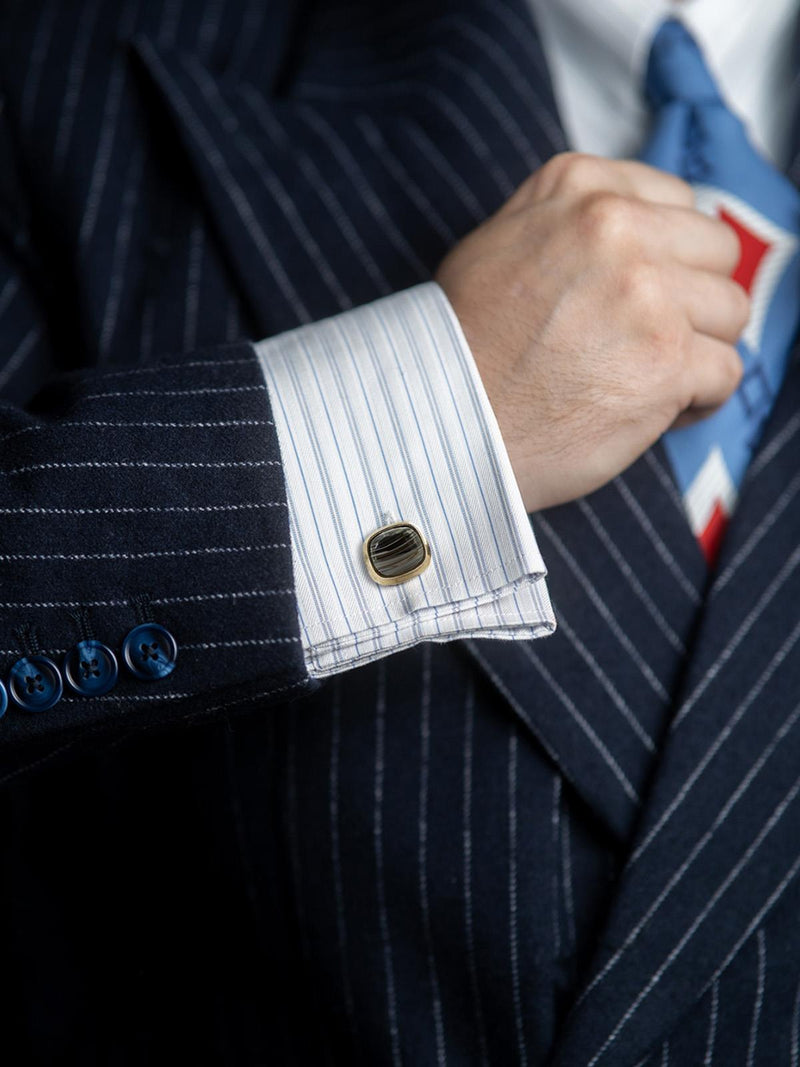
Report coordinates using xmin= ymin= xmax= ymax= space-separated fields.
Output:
xmin=550 ymin=336 xmax=800 ymax=1066
xmin=468 ymin=443 xmax=707 ymax=844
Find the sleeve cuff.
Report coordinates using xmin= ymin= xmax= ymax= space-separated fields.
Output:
xmin=255 ymin=282 xmax=556 ymax=677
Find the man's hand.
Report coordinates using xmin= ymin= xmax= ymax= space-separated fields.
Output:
xmin=435 ymin=153 xmax=749 ymax=512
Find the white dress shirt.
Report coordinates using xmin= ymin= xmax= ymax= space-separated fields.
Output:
xmin=529 ymin=0 xmax=799 ymax=168
xmin=257 ymin=0 xmax=799 ymax=678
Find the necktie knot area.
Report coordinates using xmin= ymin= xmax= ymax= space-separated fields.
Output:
xmin=645 ymin=18 xmax=724 ymax=109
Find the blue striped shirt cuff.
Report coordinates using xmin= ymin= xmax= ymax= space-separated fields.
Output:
xmin=255 ymin=282 xmax=556 ymax=678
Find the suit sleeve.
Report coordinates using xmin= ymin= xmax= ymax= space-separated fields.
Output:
xmin=0 ymin=236 xmax=311 ymax=763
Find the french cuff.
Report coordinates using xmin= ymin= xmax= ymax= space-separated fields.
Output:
xmin=255 ymin=282 xmax=556 ymax=678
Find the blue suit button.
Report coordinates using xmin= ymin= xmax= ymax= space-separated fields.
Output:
xmin=64 ymin=639 xmax=119 ymax=696
xmin=0 ymin=679 xmax=8 ymax=719
xmin=122 ymin=623 xmax=177 ymax=680
xmin=8 ymin=655 xmax=63 ymax=711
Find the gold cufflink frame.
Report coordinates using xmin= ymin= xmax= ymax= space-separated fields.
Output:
xmin=363 ymin=521 xmax=432 ymax=586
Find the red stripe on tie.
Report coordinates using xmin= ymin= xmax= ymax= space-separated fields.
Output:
xmin=719 ymin=208 xmax=771 ymax=295
xmin=698 ymin=500 xmax=729 ymax=566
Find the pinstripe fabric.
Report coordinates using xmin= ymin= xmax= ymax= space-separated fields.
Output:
xmin=4 ymin=0 xmax=800 ymax=1064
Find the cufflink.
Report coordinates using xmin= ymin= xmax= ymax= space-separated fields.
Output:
xmin=363 ymin=521 xmax=431 ymax=585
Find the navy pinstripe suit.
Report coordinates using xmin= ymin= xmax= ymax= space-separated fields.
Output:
xmin=3 ymin=1 xmax=800 ymax=1063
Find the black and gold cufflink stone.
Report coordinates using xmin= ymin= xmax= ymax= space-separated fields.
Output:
xmin=363 ymin=521 xmax=431 ymax=585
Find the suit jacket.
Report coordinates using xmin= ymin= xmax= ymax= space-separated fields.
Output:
xmin=3 ymin=1 xmax=800 ymax=1063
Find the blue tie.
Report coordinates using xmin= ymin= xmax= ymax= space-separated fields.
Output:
xmin=641 ymin=19 xmax=800 ymax=565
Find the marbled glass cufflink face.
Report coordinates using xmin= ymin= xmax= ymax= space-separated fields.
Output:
xmin=363 ymin=521 xmax=431 ymax=585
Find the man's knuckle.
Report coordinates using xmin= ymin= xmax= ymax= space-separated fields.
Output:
xmin=620 ymin=261 xmax=665 ymax=316
xmin=550 ymin=152 xmax=606 ymax=192
xmin=581 ymin=192 xmax=636 ymax=246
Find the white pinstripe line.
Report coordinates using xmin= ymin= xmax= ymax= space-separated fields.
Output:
xmin=197 ymin=0 xmax=224 ymax=58
xmin=0 ymin=588 xmax=292 ymax=609
xmin=536 ymin=515 xmax=670 ymax=703
xmin=0 ymin=417 xmax=271 ymax=447
xmin=508 ymin=730 xmax=529 ymax=1067
xmin=585 ymin=771 xmax=800 ymax=1067
xmin=578 ymin=679 xmax=800 ymax=1010
xmin=0 ymin=277 xmax=20 ymax=320
xmin=182 ymin=638 xmax=299 ymax=650
xmin=0 ymin=502 xmax=285 ymax=515
xmin=157 ymin=0 xmax=183 ymax=47
xmin=79 ymin=0 xmax=141 ymax=247
xmin=241 ymin=86 xmax=392 ymax=295
xmin=328 ymin=682 xmax=358 ymax=1042
xmin=98 ymin=145 xmax=144 ymax=359
xmin=614 ymin=476 xmax=701 ymax=605
xmin=551 ymin=774 xmax=562 ymax=957
xmin=671 ymin=539 xmax=800 ymax=733
xmin=226 ymin=0 xmax=266 ymax=77
xmin=578 ymin=499 xmax=685 ymax=654
xmin=99 ymin=356 xmax=255 ymax=379
xmin=746 ymin=929 xmax=766 ymax=1067
xmin=660 ymin=1041 xmax=669 ymax=1067
xmin=356 ymin=116 xmax=457 ymax=244
xmin=561 ymin=788 xmax=576 ymax=952
xmin=462 ymin=683 xmax=490 ymax=1067
xmin=374 ymin=662 xmax=403 ymax=1067
xmin=286 ymin=710 xmax=312 ymax=969
xmin=556 ymin=611 xmax=656 ymax=752
xmin=139 ymin=294 xmax=156 ymax=361
xmin=0 ymin=543 xmax=287 ymax=562
xmin=53 ymin=0 xmax=103 ymax=173
xmin=6 ymin=418 xmax=271 ymax=434
xmin=183 ymin=221 xmax=204 ymax=351
xmin=643 ymin=450 xmax=688 ymax=521
xmin=81 ymin=384 xmax=267 ymax=399
xmin=748 ymin=409 xmax=800 ymax=478
xmin=223 ymin=721 xmax=260 ymax=940
xmin=188 ymin=67 xmax=352 ymax=312
xmin=20 ymin=0 xmax=59 ymax=129
xmin=419 ymin=645 xmax=448 ymax=1066
xmin=791 ymin=975 xmax=800 ymax=1067
xmin=713 ymin=467 xmax=800 ymax=595
xmin=703 ymin=978 xmax=719 ymax=1066
xmin=225 ymin=294 xmax=240 ymax=341
xmin=138 ymin=41 xmax=311 ymax=321
xmin=520 ymin=643 xmax=641 ymax=804
xmin=0 ymin=326 xmax=42 ymax=390
xmin=2 ymin=459 xmax=278 ymax=474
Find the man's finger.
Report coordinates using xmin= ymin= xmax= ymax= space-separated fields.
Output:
xmin=683 ymin=334 xmax=744 ymax=414
xmin=648 ymin=205 xmax=743 ymax=274
xmin=612 ymin=159 xmax=696 ymax=207
xmin=675 ymin=267 xmax=751 ymax=342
